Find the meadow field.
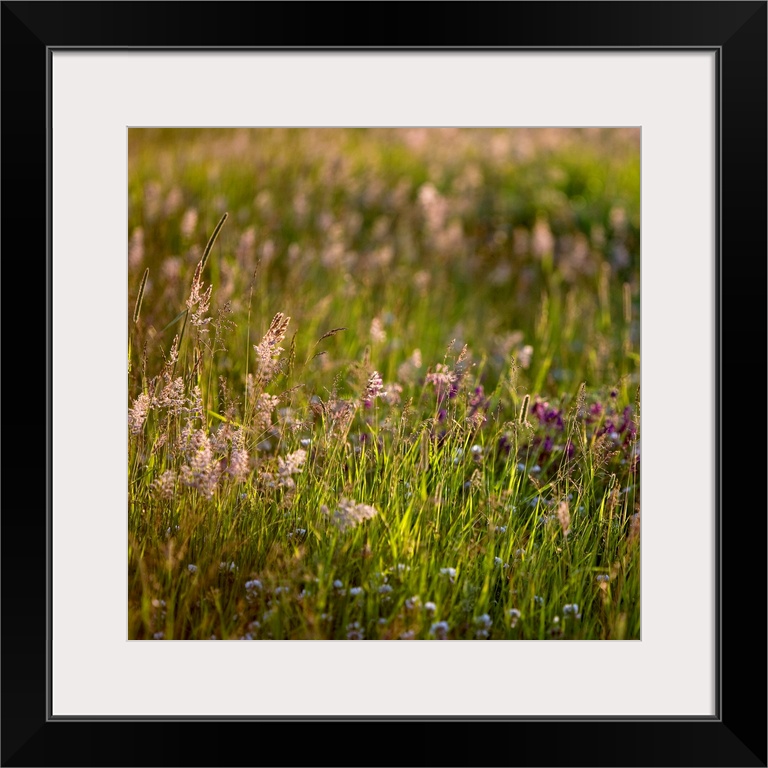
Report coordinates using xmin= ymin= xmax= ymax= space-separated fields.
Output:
xmin=128 ymin=127 xmax=640 ymax=640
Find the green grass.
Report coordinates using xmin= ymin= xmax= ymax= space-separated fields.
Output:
xmin=128 ymin=127 xmax=640 ymax=640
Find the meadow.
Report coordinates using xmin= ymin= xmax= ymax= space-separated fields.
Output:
xmin=128 ymin=127 xmax=640 ymax=640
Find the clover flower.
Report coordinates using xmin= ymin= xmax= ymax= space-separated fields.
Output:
xmin=346 ymin=622 xmax=365 ymax=640
xmin=474 ymin=614 xmax=493 ymax=638
xmin=429 ymin=621 xmax=450 ymax=639
xmin=439 ymin=567 xmax=457 ymax=583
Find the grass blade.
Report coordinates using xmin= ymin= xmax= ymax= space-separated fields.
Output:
xmin=200 ymin=212 xmax=228 ymax=272
xmin=133 ymin=268 xmax=149 ymax=325
xmin=160 ymin=308 xmax=189 ymax=334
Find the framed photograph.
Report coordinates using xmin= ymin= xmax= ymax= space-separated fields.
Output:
xmin=3 ymin=1 xmax=765 ymax=765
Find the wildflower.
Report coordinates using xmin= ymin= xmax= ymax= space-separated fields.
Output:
xmin=397 ymin=348 xmax=422 ymax=382
xmin=228 ymin=428 xmax=250 ymax=482
xmin=154 ymin=377 xmax=186 ymax=415
xmin=346 ymin=621 xmax=365 ymax=640
xmin=517 ymin=344 xmax=534 ymax=369
xmin=439 ymin=567 xmax=457 ymax=583
xmin=508 ymin=608 xmax=522 ymax=628
xmin=276 ymin=448 xmax=307 ymax=489
xmin=370 ymin=317 xmax=387 ymax=344
xmin=563 ymin=603 xmax=581 ymax=619
xmin=186 ymin=260 xmax=212 ymax=330
xmin=378 ymin=584 xmax=393 ymax=595
xmin=474 ymin=613 xmax=492 ymax=638
xmin=251 ymin=392 xmax=279 ymax=432
xmin=128 ymin=392 xmax=151 ymax=435
xmin=532 ymin=217 xmax=554 ymax=258
xmin=324 ymin=498 xmax=379 ymax=532
xmin=128 ymin=226 xmax=144 ymax=268
xmin=430 ymin=621 xmax=450 ymax=639
xmin=424 ymin=601 xmax=437 ymax=615
xmin=426 ymin=364 xmax=456 ymax=395
xmin=363 ymin=370 xmax=384 ymax=406
xmin=235 ymin=226 xmax=256 ymax=265
xmin=333 ymin=579 xmax=344 ymax=589
xmin=405 ymin=596 xmax=421 ymax=610
xmin=187 ymin=564 xmax=198 ymax=574
xmin=383 ymin=382 xmax=403 ymax=406
xmin=180 ymin=208 xmax=198 ymax=239
xmin=534 ymin=595 xmax=545 ymax=606
xmin=179 ymin=430 xmax=220 ymax=499
xmin=153 ymin=632 xmax=164 ymax=640
xmin=349 ymin=587 xmax=364 ymax=597
xmin=399 ymin=630 xmax=416 ymax=640
xmin=418 ymin=182 xmax=448 ymax=233
xmin=254 ymin=312 xmax=291 ymax=381
xmin=596 ymin=574 xmax=611 ymax=583
xmin=470 ymin=444 xmax=483 ymax=456
xmin=152 ymin=470 xmax=177 ymax=500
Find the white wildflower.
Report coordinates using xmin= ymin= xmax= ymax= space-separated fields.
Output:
xmin=324 ymin=498 xmax=379 ymax=532
xmin=439 ymin=567 xmax=457 ymax=583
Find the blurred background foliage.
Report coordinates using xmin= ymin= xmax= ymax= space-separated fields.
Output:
xmin=128 ymin=127 xmax=639 ymax=402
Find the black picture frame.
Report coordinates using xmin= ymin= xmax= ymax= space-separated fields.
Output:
xmin=2 ymin=2 xmax=765 ymax=766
